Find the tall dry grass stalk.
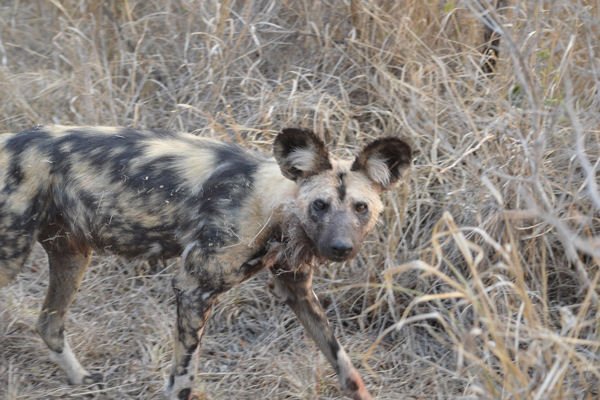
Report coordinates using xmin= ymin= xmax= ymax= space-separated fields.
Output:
xmin=0 ymin=0 xmax=598 ymax=399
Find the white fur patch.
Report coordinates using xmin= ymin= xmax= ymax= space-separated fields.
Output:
xmin=335 ymin=346 xmax=370 ymax=397
xmin=336 ymin=346 xmax=355 ymax=385
xmin=147 ymin=242 xmax=163 ymax=256
xmin=48 ymin=340 xmax=90 ymax=385
xmin=201 ymin=291 xmax=212 ymax=300
xmin=365 ymin=156 xmax=391 ymax=187
xmin=287 ymin=148 xmax=316 ymax=172
xmin=165 ymin=372 xmax=196 ymax=400
xmin=181 ymin=241 xmax=198 ymax=264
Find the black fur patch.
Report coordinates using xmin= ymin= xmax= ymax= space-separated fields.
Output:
xmin=3 ymin=126 xmax=50 ymax=154
xmin=346 ymin=378 xmax=359 ymax=392
xmin=177 ymin=388 xmax=191 ymax=400
xmin=329 ymin=339 xmax=340 ymax=362
xmin=336 ymin=172 xmax=346 ymax=201
xmin=127 ymin=155 xmax=183 ymax=196
xmin=4 ymin=158 xmax=25 ymax=193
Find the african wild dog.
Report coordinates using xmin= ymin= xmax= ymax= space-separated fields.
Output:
xmin=0 ymin=125 xmax=412 ymax=400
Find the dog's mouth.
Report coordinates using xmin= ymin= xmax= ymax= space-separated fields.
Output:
xmin=318 ymin=244 xmax=358 ymax=263
xmin=326 ymin=254 xmax=352 ymax=262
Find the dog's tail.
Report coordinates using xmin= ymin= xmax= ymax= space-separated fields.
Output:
xmin=0 ymin=130 xmax=50 ymax=287
xmin=0 ymin=195 xmax=43 ymax=288
xmin=0 ymin=199 xmax=46 ymax=286
xmin=0 ymin=232 xmax=40 ymax=287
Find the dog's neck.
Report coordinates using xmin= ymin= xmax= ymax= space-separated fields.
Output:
xmin=248 ymin=161 xmax=322 ymax=271
xmin=261 ymin=203 xmax=321 ymax=272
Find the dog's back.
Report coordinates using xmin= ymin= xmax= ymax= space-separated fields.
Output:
xmin=0 ymin=126 xmax=267 ymax=284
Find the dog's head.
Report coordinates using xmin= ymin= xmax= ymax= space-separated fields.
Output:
xmin=274 ymin=128 xmax=412 ymax=262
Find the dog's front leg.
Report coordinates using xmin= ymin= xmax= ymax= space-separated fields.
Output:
xmin=165 ymin=269 xmax=221 ymax=400
xmin=269 ymin=266 xmax=373 ymax=400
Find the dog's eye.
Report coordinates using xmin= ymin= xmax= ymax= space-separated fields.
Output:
xmin=312 ymin=199 xmax=328 ymax=211
xmin=355 ymin=202 xmax=368 ymax=213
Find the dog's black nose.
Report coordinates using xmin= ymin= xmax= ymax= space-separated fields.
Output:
xmin=330 ymin=240 xmax=353 ymax=258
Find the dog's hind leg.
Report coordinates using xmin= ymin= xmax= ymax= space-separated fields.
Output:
xmin=36 ymin=230 xmax=100 ymax=385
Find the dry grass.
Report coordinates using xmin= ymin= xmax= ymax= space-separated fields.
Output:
xmin=1 ymin=0 xmax=599 ymax=399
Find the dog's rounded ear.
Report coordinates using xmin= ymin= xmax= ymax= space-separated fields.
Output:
xmin=351 ymin=137 xmax=412 ymax=191
xmin=273 ymin=128 xmax=332 ymax=181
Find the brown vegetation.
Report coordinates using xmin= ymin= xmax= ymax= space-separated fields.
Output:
xmin=1 ymin=1 xmax=599 ymax=399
